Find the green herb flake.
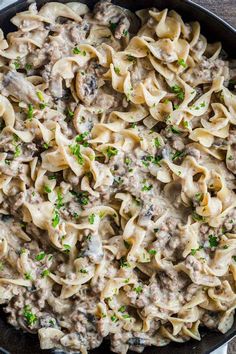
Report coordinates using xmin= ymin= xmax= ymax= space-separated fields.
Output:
xmin=171 ymin=126 xmax=180 ymax=134
xmin=183 ymin=120 xmax=189 ymax=128
xmin=192 ymin=212 xmax=205 ymax=222
xmin=154 ymin=137 xmax=161 ymax=148
xmin=122 ymin=314 xmax=130 ymax=319
xmin=106 ymin=146 xmax=118 ymax=158
xmin=195 ymin=193 xmax=203 ymax=202
xmin=13 ymin=57 xmax=21 ymax=70
xmin=134 ymin=285 xmax=143 ymax=294
xmin=70 ymin=190 xmax=89 ymax=206
xmin=76 ymin=132 xmax=89 ymax=147
xmin=125 ymin=157 xmax=131 ymax=165
xmin=36 ymin=91 xmax=44 ymax=102
xmin=56 ymin=190 xmax=64 ymax=209
xmin=209 ymin=234 xmax=219 ymax=248
xmin=178 ymin=58 xmax=187 ymax=68
xmin=73 ymin=47 xmax=86 ymax=56
xmin=52 ymin=210 xmax=60 ymax=228
xmin=232 ymin=256 xmax=236 ymax=262
xmin=126 ymin=54 xmax=136 ymax=62
xmin=111 ymin=315 xmax=118 ymax=322
xmin=148 ymin=249 xmax=157 ymax=255
xmin=114 ymin=66 xmax=120 ymax=75
xmin=171 ymin=85 xmax=184 ymax=101
xmin=44 ymin=185 xmax=52 ymax=194
xmin=69 ymin=143 xmax=84 ymax=165
xmin=109 ymin=21 xmax=118 ymax=31
xmin=142 ymin=184 xmax=153 ymax=192
xmin=63 ymin=244 xmax=71 ymax=254
xmin=172 ymin=151 xmax=185 ymax=161
xmin=124 ymin=240 xmax=131 ymax=249
xmin=35 ymin=252 xmax=46 ymax=261
xmin=0 ymin=262 xmax=4 ymax=271
xmin=80 ymin=268 xmax=88 ymax=274
xmin=118 ymin=306 xmax=126 ymax=313
xmin=24 ymin=272 xmax=32 ymax=280
xmin=123 ymin=29 xmax=128 ymax=36
xmin=223 ymin=245 xmax=229 ymax=249
xmin=25 ymin=63 xmax=32 ymax=72
xmin=41 ymin=269 xmax=50 ymax=277
xmin=27 ymin=104 xmax=34 ymax=120
xmin=119 ymin=256 xmax=131 ymax=268
xmin=14 ymin=145 xmax=21 ymax=158
xmin=23 ymin=306 xmax=37 ymax=326
xmin=88 ymin=213 xmax=95 ymax=225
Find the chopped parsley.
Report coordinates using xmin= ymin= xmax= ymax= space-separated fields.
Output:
xmin=192 ymin=212 xmax=205 ymax=222
xmin=111 ymin=315 xmax=118 ymax=322
xmin=183 ymin=120 xmax=189 ymax=128
xmin=123 ymin=29 xmax=128 ymax=36
xmin=66 ymin=108 xmax=74 ymax=118
xmin=125 ymin=157 xmax=131 ymax=165
xmin=56 ymin=190 xmax=64 ymax=209
xmin=25 ymin=63 xmax=32 ymax=72
xmin=73 ymin=47 xmax=86 ymax=56
xmin=172 ymin=151 xmax=185 ymax=161
xmin=80 ymin=268 xmax=88 ymax=274
xmin=178 ymin=58 xmax=187 ymax=68
xmin=109 ymin=21 xmax=118 ymax=31
xmin=118 ymin=306 xmax=126 ymax=313
xmin=126 ymin=54 xmax=136 ymax=62
xmin=36 ymin=91 xmax=44 ymax=102
xmin=76 ymin=132 xmax=89 ymax=147
xmin=106 ymin=146 xmax=118 ymax=158
xmin=13 ymin=57 xmax=20 ymax=70
xmin=63 ymin=244 xmax=71 ymax=254
xmin=232 ymin=256 xmax=236 ymax=262
xmin=119 ymin=257 xmax=131 ymax=268
xmin=141 ymin=184 xmax=153 ymax=192
xmin=154 ymin=137 xmax=161 ymax=148
xmin=70 ymin=190 xmax=89 ymax=205
xmin=195 ymin=193 xmax=203 ymax=202
xmin=27 ymin=104 xmax=34 ymax=120
xmin=52 ymin=210 xmax=60 ymax=228
xmin=190 ymin=246 xmax=203 ymax=256
xmin=171 ymin=85 xmax=184 ymax=101
xmin=41 ymin=269 xmax=50 ymax=277
xmin=44 ymin=185 xmax=52 ymax=193
xmin=122 ymin=314 xmax=130 ymax=319
xmin=69 ymin=143 xmax=84 ymax=165
xmin=14 ymin=145 xmax=21 ymax=158
xmin=148 ymin=249 xmax=157 ymax=255
xmin=35 ymin=252 xmax=46 ymax=261
xmin=114 ymin=66 xmax=120 ymax=75
xmin=23 ymin=306 xmax=37 ymax=326
xmin=209 ymin=235 xmax=219 ymax=248
xmin=24 ymin=272 xmax=32 ymax=280
xmin=43 ymin=143 xmax=49 ymax=149
xmin=88 ymin=213 xmax=95 ymax=224
xmin=134 ymin=285 xmax=143 ymax=294
xmin=171 ymin=126 xmax=180 ymax=134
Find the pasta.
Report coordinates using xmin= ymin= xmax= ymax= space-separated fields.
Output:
xmin=0 ymin=1 xmax=235 ymax=353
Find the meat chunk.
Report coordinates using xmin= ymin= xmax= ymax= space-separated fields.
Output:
xmin=2 ymin=71 xmax=40 ymax=104
xmin=182 ymin=58 xmax=229 ymax=86
xmin=93 ymin=0 xmax=130 ymax=39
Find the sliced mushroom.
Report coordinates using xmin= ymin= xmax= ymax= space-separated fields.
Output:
xmin=75 ymin=71 xmax=98 ymax=105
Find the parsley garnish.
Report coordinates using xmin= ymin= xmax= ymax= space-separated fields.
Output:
xmin=44 ymin=185 xmax=51 ymax=193
xmin=154 ymin=138 xmax=161 ymax=148
xmin=27 ymin=104 xmax=34 ymax=120
xmin=41 ymin=269 xmax=50 ymax=277
xmin=63 ymin=244 xmax=71 ymax=254
xmin=76 ymin=132 xmax=89 ymax=147
xmin=80 ymin=268 xmax=88 ymax=274
xmin=25 ymin=63 xmax=32 ymax=72
xmin=109 ymin=21 xmax=118 ymax=31
xmin=148 ymin=249 xmax=157 ymax=255
xmin=134 ymin=286 xmax=143 ymax=294
xmin=209 ymin=235 xmax=219 ymax=248
xmin=141 ymin=184 xmax=153 ymax=192
xmin=24 ymin=272 xmax=32 ymax=280
xmin=106 ymin=146 xmax=118 ymax=158
xmin=70 ymin=190 xmax=89 ymax=205
xmin=126 ymin=54 xmax=136 ymax=62
xmin=171 ymin=85 xmax=184 ymax=101
xmin=52 ymin=210 xmax=60 ymax=228
xmin=120 ymin=257 xmax=130 ymax=268
xmin=88 ymin=213 xmax=95 ymax=224
xmin=13 ymin=57 xmax=20 ymax=70
xmin=69 ymin=143 xmax=84 ymax=165
xmin=172 ymin=151 xmax=185 ymax=161
xmin=118 ymin=306 xmax=126 ymax=313
xmin=111 ymin=315 xmax=118 ymax=322
xmin=23 ymin=306 xmax=37 ymax=326
xmin=178 ymin=58 xmax=187 ymax=68
xmin=192 ymin=212 xmax=205 ymax=222
xmin=114 ymin=67 xmax=120 ymax=75
xmin=35 ymin=252 xmax=46 ymax=261
xmin=73 ymin=47 xmax=86 ymax=56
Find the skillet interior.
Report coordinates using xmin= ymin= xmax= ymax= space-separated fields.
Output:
xmin=0 ymin=1 xmax=235 ymax=353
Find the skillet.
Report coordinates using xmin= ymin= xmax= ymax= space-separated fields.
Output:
xmin=0 ymin=0 xmax=236 ymax=353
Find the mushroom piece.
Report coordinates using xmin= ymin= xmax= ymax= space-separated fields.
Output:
xmin=75 ymin=71 xmax=98 ymax=105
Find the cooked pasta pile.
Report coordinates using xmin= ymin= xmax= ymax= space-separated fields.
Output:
xmin=0 ymin=1 xmax=236 ymax=353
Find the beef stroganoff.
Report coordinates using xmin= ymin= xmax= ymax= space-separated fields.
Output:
xmin=0 ymin=1 xmax=236 ymax=353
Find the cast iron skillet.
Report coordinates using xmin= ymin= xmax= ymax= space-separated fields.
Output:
xmin=0 ymin=0 xmax=236 ymax=353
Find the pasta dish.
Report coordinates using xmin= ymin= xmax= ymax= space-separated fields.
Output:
xmin=0 ymin=1 xmax=236 ymax=353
